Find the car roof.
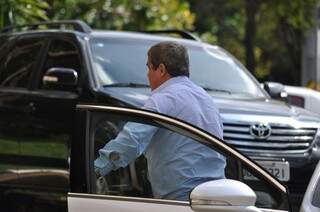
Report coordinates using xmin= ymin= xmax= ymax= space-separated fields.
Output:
xmin=89 ymin=30 xmax=213 ymax=48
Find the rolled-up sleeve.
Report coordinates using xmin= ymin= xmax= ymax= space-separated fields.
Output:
xmin=94 ymin=121 xmax=158 ymax=176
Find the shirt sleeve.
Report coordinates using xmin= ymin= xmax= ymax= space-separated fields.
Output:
xmin=94 ymin=92 xmax=176 ymax=176
xmin=94 ymin=121 xmax=158 ymax=176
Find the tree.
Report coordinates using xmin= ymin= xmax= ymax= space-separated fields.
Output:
xmin=190 ymin=0 xmax=320 ymax=85
xmin=257 ymin=0 xmax=319 ymax=84
xmin=0 ymin=0 xmax=48 ymax=28
xmin=244 ymin=0 xmax=260 ymax=74
xmin=47 ymin=0 xmax=195 ymax=30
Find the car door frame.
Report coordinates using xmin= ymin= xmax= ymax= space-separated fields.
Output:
xmin=69 ymin=104 xmax=290 ymax=212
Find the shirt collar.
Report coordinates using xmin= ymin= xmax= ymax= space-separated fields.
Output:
xmin=152 ymin=76 xmax=189 ymax=94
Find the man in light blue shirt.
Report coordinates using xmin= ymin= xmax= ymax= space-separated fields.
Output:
xmin=95 ymin=41 xmax=226 ymax=201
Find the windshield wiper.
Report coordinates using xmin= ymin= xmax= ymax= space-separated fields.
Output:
xmin=103 ymin=83 xmax=150 ymax=88
xmin=202 ymin=87 xmax=232 ymax=94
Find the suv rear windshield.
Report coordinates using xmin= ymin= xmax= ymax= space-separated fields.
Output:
xmin=90 ymin=37 xmax=266 ymax=98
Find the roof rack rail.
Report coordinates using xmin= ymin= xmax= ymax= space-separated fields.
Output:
xmin=142 ymin=30 xmax=201 ymax=42
xmin=0 ymin=20 xmax=92 ymax=34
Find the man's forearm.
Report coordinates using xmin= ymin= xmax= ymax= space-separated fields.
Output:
xmin=94 ymin=122 xmax=158 ymax=176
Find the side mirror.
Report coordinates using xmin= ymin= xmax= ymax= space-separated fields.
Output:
xmin=262 ymin=81 xmax=288 ymax=101
xmin=42 ymin=67 xmax=78 ymax=90
xmin=190 ymin=179 xmax=261 ymax=212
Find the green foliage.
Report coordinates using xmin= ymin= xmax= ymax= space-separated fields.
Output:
xmin=0 ymin=0 xmax=49 ymax=28
xmin=255 ymin=0 xmax=319 ymax=83
xmin=190 ymin=0 xmax=320 ymax=84
xmin=49 ymin=0 xmax=194 ymax=30
xmin=190 ymin=0 xmax=246 ymax=64
xmin=1 ymin=0 xmax=319 ymax=85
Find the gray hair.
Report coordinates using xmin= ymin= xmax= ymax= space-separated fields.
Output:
xmin=148 ymin=41 xmax=189 ymax=77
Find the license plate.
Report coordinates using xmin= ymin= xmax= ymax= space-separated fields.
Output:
xmin=243 ymin=161 xmax=290 ymax=182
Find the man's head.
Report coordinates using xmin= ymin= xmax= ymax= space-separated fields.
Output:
xmin=147 ymin=41 xmax=190 ymax=90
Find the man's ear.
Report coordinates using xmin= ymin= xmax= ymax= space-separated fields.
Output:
xmin=158 ymin=63 xmax=167 ymax=76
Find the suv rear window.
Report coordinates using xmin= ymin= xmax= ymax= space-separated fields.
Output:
xmin=0 ymin=38 xmax=44 ymax=88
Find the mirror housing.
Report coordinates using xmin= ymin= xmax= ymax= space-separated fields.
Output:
xmin=262 ymin=81 xmax=288 ymax=101
xmin=190 ymin=179 xmax=261 ymax=212
xmin=42 ymin=67 xmax=78 ymax=91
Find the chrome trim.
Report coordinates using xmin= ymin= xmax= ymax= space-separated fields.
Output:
xmin=224 ymin=126 xmax=248 ymax=132
xmin=265 ymin=136 xmax=313 ymax=141
xmin=191 ymin=199 xmax=230 ymax=206
xmin=68 ymin=192 xmax=189 ymax=206
xmin=223 ymin=124 xmax=317 ymax=135
xmin=227 ymin=140 xmax=310 ymax=148
xmin=222 ymin=114 xmax=320 ymax=129
xmin=260 ymin=209 xmax=288 ymax=212
xmin=271 ymin=129 xmax=316 ymax=135
xmin=77 ymin=104 xmax=286 ymax=193
xmin=224 ymin=133 xmax=313 ymax=141
xmin=223 ymin=121 xmax=318 ymax=153
xmin=237 ymin=147 xmax=308 ymax=154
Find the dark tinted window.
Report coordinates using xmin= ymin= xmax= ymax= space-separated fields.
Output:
xmin=0 ymin=38 xmax=43 ymax=88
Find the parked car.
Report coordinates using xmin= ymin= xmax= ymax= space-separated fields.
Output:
xmin=285 ymin=85 xmax=320 ymax=115
xmin=263 ymin=81 xmax=320 ymax=115
xmin=0 ymin=20 xmax=320 ymax=211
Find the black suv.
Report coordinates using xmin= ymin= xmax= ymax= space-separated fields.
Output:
xmin=0 ymin=20 xmax=319 ymax=211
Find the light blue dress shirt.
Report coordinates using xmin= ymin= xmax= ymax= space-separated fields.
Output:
xmin=95 ymin=76 xmax=226 ymax=200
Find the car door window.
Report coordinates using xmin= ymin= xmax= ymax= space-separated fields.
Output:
xmin=40 ymin=39 xmax=81 ymax=89
xmin=84 ymin=106 xmax=289 ymax=211
xmin=0 ymin=38 xmax=44 ymax=88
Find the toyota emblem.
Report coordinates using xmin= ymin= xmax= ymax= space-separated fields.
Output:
xmin=249 ymin=123 xmax=271 ymax=139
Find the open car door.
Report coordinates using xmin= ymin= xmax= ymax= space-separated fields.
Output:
xmin=68 ymin=104 xmax=290 ymax=212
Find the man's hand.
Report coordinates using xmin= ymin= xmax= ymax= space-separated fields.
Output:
xmin=95 ymin=168 xmax=109 ymax=194
xmin=96 ymin=176 xmax=109 ymax=194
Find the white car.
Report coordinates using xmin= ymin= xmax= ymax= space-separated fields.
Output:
xmin=262 ymin=81 xmax=320 ymax=115
xmin=284 ymin=85 xmax=320 ymax=115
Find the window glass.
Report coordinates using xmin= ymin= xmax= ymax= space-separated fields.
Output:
xmin=41 ymin=39 xmax=81 ymax=88
xmin=90 ymin=38 xmax=266 ymax=99
xmin=0 ymin=38 xmax=43 ymax=88
xmin=90 ymin=112 xmax=288 ymax=210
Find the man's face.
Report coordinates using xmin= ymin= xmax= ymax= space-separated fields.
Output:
xmin=147 ymin=57 xmax=162 ymax=91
